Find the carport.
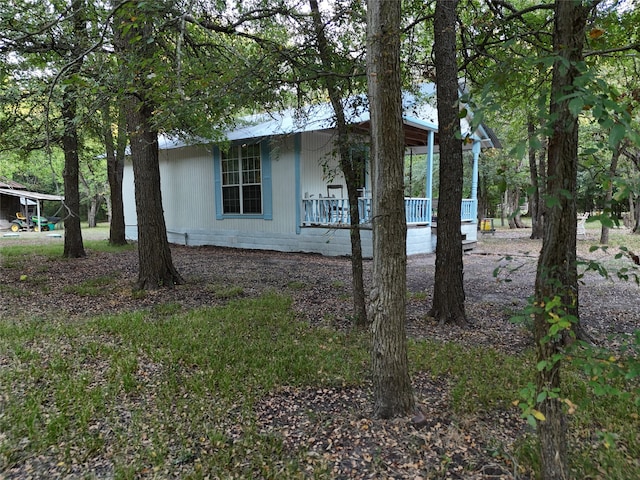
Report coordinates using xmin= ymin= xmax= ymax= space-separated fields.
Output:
xmin=0 ymin=188 xmax=64 ymax=231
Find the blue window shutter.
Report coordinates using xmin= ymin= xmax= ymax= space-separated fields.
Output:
xmin=213 ymin=146 xmax=223 ymax=220
xmin=261 ymin=138 xmax=273 ymax=220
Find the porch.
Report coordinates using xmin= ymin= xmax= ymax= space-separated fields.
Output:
xmin=301 ymin=197 xmax=476 ymax=227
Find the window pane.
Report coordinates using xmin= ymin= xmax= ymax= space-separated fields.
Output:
xmin=220 ymin=143 xmax=263 ymax=215
xmin=222 ymin=156 xmax=239 ymax=186
xmin=222 ymin=186 xmax=240 ymax=213
xmin=242 ymin=185 xmax=262 ymax=214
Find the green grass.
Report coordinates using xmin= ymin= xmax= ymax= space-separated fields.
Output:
xmin=62 ymin=275 xmax=116 ymax=296
xmin=0 ymin=293 xmax=368 ymax=478
xmin=0 ymin=291 xmax=638 ymax=478
xmin=205 ymin=283 xmax=244 ymax=299
xmin=0 ymin=239 xmax=134 ymax=268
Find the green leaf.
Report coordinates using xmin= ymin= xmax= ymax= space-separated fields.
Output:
xmin=609 ymin=122 xmax=626 ymax=149
xmin=568 ymin=97 xmax=583 ymax=116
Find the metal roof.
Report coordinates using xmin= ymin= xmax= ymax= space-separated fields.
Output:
xmin=157 ymin=83 xmax=498 ymax=151
xmin=0 ymin=188 xmax=64 ymax=201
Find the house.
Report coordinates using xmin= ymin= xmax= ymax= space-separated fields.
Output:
xmin=0 ymin=179 xmax=64 ymax=231
xmin=122 ymin=84 xmax=498 ymax=257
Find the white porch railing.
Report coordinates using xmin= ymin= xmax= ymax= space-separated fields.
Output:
xmin=302 ymin=197 xmax=477 ymax=226
xmin=302 ymin=197 xmax=435 ymax=226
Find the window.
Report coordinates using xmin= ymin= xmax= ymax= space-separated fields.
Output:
xmin=221 ymin=144 xmax=262 ymax=214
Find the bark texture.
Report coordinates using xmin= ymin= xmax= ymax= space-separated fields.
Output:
xmin=366 ymin=0 xmax=414 ymax=419
xmin=61 ymin=0 xmax=86 ymax=259
xmin=429 ymin=0 xmax=468 ymax=326
xmin=115 ymin=1 xmax=184 ymax=289
xmin=528 ymin=119 xmax=545 ymax=239
xmin=126 ymin=98 xmax=184 ymax=289
xmin=309 ymin=0 xmax=367 ymax=327
xmin=599 ymin=144 xmax=621 ymax=245
xmin=104 ymin=104 xmax=127 ymax=246
xmin=534 ymin=2 xmax=590 ymax=478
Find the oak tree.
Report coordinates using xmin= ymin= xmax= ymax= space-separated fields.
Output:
xmin=367 ymin=0 xmax=415 ymax=418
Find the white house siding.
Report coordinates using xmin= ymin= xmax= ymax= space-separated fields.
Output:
xmin=300 ymin=131 xmax=346 ymax=199
xmin=160 ymin=145 xmax=216 ymax=232
xmin=123 ymin=157 xmax=137 ymax=239
xmin=124 ymin=137 xmax=302 ymax=251
xmin=122 ymin=131 xmax=437 ymax=257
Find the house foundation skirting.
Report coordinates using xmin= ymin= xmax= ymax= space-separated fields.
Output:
xmin=125 ymin=224 xmax=439 ymax=258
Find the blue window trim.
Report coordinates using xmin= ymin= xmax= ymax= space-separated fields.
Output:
xmin=213 ymin=138 xmax=272 ymax=220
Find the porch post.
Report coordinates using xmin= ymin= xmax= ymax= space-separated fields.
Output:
xmin=471 ymin=139 xmax=481 ymax=222
xmin=426 ymin=130 xmax=434 ymax=221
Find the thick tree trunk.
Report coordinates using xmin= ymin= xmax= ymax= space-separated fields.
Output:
xmin=534 ymin=2 xmax=590 ymax=478
xmin=366 ymin=0 xmax=414 ymax=419
xmin=104 ymin=104 xmax=127 ymax=246
xmin=429 ymin=0 xmax=468 ymax=327
xmin=309 ymin=0 xmax=367 ymax=327
xmin=477 ymin=174 xmax=488 ymax=225
xmin=61 ymin=0 xmax=86 ymax=259
xmin=61 ymin=93 xmax=86 ymax=258
xmin=116 ymin=2 xmax=184 ymax=289
xmin=630 ymin=194 xmax=639 ymax=232
xmin=600 ymin=144 xmax=621 ymax=245
xmin=126 ymin=97 xmax=184 ymax=289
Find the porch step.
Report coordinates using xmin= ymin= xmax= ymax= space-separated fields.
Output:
xmin=431 ymin=227 xmax=477 ymax=252
xmin=462 ymin=240 xmax=477 ymax=252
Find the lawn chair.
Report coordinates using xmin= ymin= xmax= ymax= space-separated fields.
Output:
xmin=577 ymin=213 xmax=589 ymax=238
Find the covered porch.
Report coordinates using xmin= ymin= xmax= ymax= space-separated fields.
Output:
xmin=301 ymin=196 xmax=477 ymax=227
xmin=298 ymin=123 xmax=487 ymax=234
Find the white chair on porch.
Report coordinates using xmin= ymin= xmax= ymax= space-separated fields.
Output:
xmin=577 ymin=212 xmax=589 ymax=238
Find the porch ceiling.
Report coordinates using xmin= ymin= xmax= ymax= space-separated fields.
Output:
xmin=347 ymin=121 xmax=438 ymax=147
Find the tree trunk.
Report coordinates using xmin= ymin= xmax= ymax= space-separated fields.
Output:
xmin=87 ymin=195 xmax=98 ymax=227
xmin=506 ymin=188 xmax=526 ymax=229
xmin=309 ymin=0 xmax=367 ymax=327
xmin=477 ymin=174 xmax=488 ymax=225
xmin=104 ymin=104 xmax=127 ymax=246
xmin=366 ymin=0 xmax=414 ymax=419
xmin=126 ymin=96 xmax=184 ymax=289
xmin=61 ymin=0 xmax=86 ymax=259
xmin=528 ymin=119 xmax=544 ymax=239
xmin=600 ymin=144 xmax=621 ymax=245
xmin=630 ymin=194 xmax=638 ymax=232
xmin=534 ymin=2 xmax=590 ymax=478
xmin=116 ymin=2 xmax=184 ymax=289
xmin=429 ymin=0 xmax=468 ymax=327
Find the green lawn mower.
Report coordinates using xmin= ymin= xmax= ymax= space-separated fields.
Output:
xmin=10 ymin=213 xmax=58 ymax=232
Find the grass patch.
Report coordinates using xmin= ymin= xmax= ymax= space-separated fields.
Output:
xmin=286 ymin=280 xmax=306 ymax=290
xmin=205 ymin=283 xmax=244 ymax=299
xmin=0 ymin=283 xmax=31 ymax=297
xmin=0 ymin=292 xmax=637 ymax=478
xmin=62 ymin=276 xmax=115 ymax=296
xmin=0 ymin=293 xmax=368 ymax=477
xmin=0 ymin=240 xmax=133 ymax=268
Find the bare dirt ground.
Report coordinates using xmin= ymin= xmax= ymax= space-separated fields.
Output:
xmin=1 ymin=227 xmax=639 ymax=479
